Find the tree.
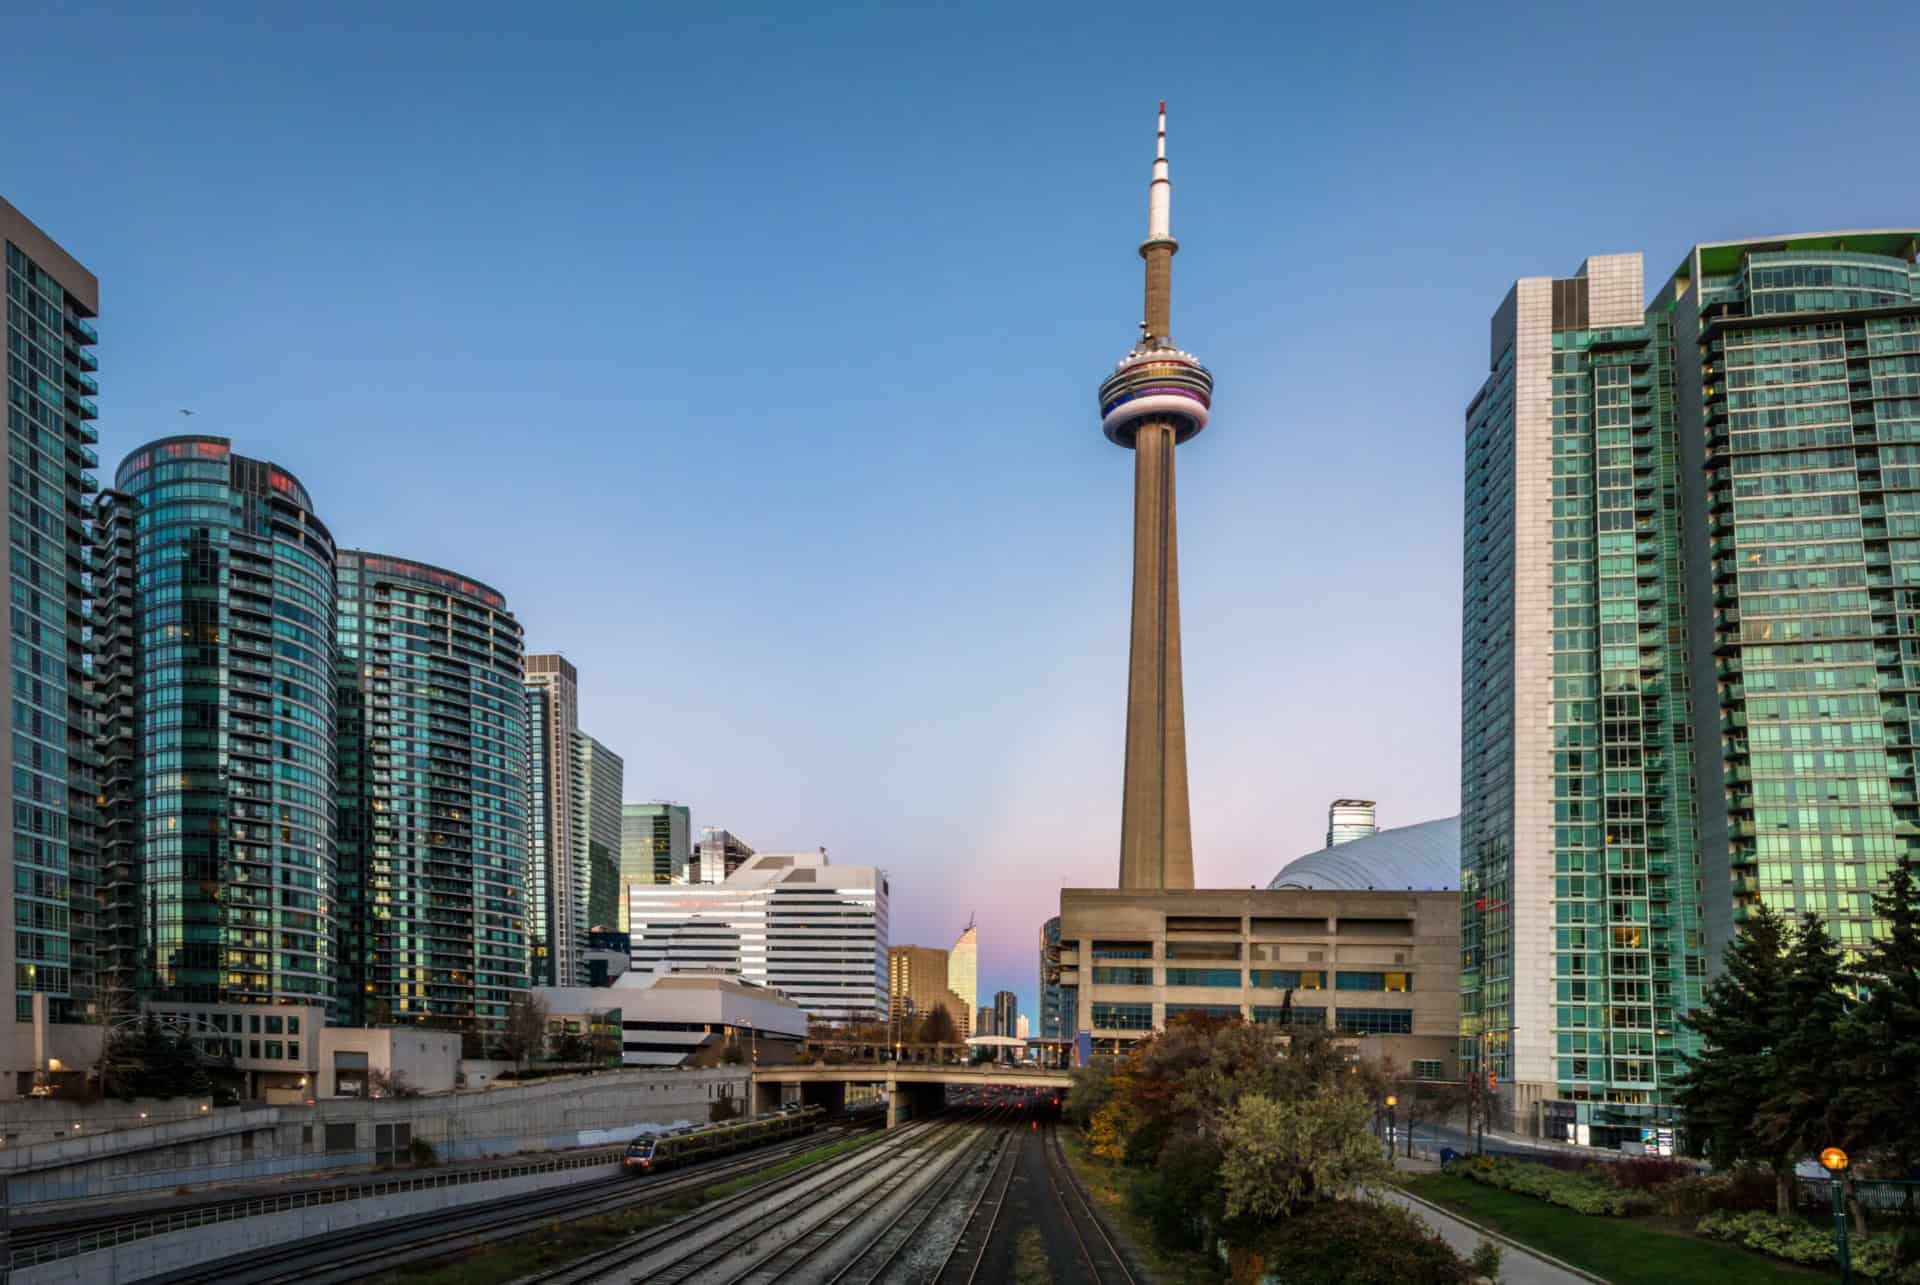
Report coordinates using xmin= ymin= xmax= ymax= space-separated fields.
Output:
xmin=1838 ymin=859 xmax=1920 ymax=1194
xmin=99 ymin=1015 xmax=212 ymax=1100
xmin=1675 ymin=903 xmax=1797 ymax=1214
xmin=1217 ymin=1085 xmax=1392 ymax=1221
xmin=501 ymin=993 xmax=549 ymax=1069
xmin=916 ymin=1002 xmax=959 ymax=1046
xmin=368 ymin=1067 xmax=420 ymax=1099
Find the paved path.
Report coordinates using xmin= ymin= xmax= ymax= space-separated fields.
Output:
xmin=1374 ymin=1182 xmax=1604 ymax=1284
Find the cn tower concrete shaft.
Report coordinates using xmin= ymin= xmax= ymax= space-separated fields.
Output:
xmin=1119 ymin=412 xmax=1194 ymax=890
xmin=1098 ymin=103 xmax=1210 ymax=892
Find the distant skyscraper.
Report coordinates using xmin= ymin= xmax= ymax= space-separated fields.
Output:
xmin=888 ymin=944 xmax=968 ymax=1036
xmin=627 ymin=850 xmax=888 ymax=1023
xmin=1100 ymin=104 xmax=1214 ymax=891
xmin=621 ymin=802 xmax=692 ymax=924
xmin=1461 ymin=252 xmax=1703 ymax=1140
xmin=1016 ymin=1013 xmax=1030 ymax=1040
xmin=948 ymin=920 xmax=978 ymax=1028
xmin=1039 ymin=916 xmax=1074 ymax=1041
xmin=335 ymin=552 xmax=529 ymax=1035
xmin=695 ymin=826 xmax=755 ymax=884
xmin=977 ymin=1005 xmax=995 ymax=1038
xmin=3 ymin=199 xmax=100 ymax=1025
xmin=97 ymin=437 xmax=339 ymax=1015
xmin=993 ymin=990 xmax=1016 ymax=1040
xmin=1326 ymin=799 xmax=1379 ymax=848
xmin=577 ymin=733 xmax=624 ymax=931
xmin=525 ymin=655 xmax=582 ymax=986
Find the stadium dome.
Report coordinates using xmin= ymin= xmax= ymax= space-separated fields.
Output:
xmin=1269 ymin=815 xmax=1460 ymax=892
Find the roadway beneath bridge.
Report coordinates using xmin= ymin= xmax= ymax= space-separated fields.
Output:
xmin=752 ymin=1063 xmax=1071 ymax=1127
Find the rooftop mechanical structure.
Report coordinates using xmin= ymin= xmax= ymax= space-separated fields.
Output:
xmin=1100 ymin=103 xmax=1214 ymax=890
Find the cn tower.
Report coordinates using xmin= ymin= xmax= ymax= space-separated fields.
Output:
xmin=1099 ymin=102 xmax=1213 ymax=891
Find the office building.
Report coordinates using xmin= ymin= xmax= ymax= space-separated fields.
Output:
xmin=524 ymin=655 xmax=582 ymax=986
xmin=1016 ymin=1013 xmax=1030 ymax=1039
xmin=1054 ymin=886 xmax=1459 ymax=1070
xmin=1098 ymin=104 xmax=1214 ymax=891
xmin=888 ymin=944 xmax=968 ymax=1036
xmin=1039 ymin=916 xmax=1074 ymax=1040
xmin=334 ymin=552 xmax=529 ymax=1037
xmin=2 ymin=200 xmax=100 ymax=1028
xmin=627 ymin=850 xmax=888 ymax=1023
xmin=1326 ymin=799 xmax=1379 ymax=848
xmin=577 ymin=734 xmax=624 ymax=930
xmin=96 ymin=437 xmax=339 ymax=1015
xmin=694 ymin=826 xmax=755 ymax=885
xmin=1660 ymin=232 xmax=1920 ymax=962
xmin=993 ymin=989 xmax=1016 ymax=1040
xmin=977 ymin=1006 xmax=995 ymax=1038
xmin=621 ymin=802 xmax=692 ymax=917
xmin=537 ymin=973 xmax=806 ymax=1069
xmin=948 ymin=920 xmax=977 ymax=1029
xmin=1461 ymin=253 xmax=1705 ymax=1141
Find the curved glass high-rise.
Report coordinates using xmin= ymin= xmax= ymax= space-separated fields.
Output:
xmin=335 ymin=552 xmax=528 ymax=1039
xmin=96 ymin=436 xmax=338 ymax=1013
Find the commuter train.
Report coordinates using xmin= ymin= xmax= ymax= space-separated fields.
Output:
xmin=623 ymin=1105 xmax=825 ymax=1175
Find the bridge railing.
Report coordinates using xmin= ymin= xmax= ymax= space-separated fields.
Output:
xmin=771 ymin=1041 xmax=1072 ymax=1071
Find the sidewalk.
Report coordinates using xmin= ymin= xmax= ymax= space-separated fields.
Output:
xmin=1377 ymin=1156 xmax=1606 ymax=1285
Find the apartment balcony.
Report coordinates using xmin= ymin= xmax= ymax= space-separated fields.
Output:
xmin=74 ymin=347 xmax=97 ymax=372
xmin=65 ymin=314 xmax=97 ymax=345
xmin=69 ymin=396 xmax=98 ymax=421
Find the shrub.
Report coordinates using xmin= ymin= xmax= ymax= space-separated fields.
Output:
xmin=1697 ymin=1210 xmax=1920 ymax=1279
xmin=1605 ymin=1155 xmax=1694 ymax=1191
xmin=1129 ymin=1132 xmax=1222 ymax=1251
xmin=1235 ymin=1200 xmax=1469 ymax=1284
xmin=408 ymin=1137 xmax=438 ymax=1167
xmin=1450 ymin=1156 xmax=1656 ymax=1216
xmin=1656 ymin=1166 xmax=1777 ymax=1218
xmin=1469 ymin=1239 xmax=1504 ymax=1282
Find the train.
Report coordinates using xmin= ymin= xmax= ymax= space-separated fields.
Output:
xmin=623 ymin=1105 xmax=825 ymax=1175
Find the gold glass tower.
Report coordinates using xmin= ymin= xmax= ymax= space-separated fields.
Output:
xmin=1098 ymin=103 xmax=1213 ymax=890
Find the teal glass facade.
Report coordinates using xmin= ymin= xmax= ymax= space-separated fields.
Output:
xmin=1463 ymin=258 xmax=1705 ymax=1141
xmin=1670 ymin=232 xmax=1920 ymax=958
xmin=4 ymin=225 xmax=100 ymax=1023
xmin=336 ymin=552 xmax=528 ymax=1039
xmin=96 ymin=437 xmax=337 ymax=1015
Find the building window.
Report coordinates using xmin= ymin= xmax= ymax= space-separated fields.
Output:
xmin=288 ymin=1041 xmax=299 ymax=1060
xmin=1166 ymin=1004 xmax=1242 ymax=1022
xmin=266 ymin=1016 xmax=283 ymax=1035
xmin=1090 ymin=941 xmax=1152 ymax=960
xmin=1253 ymin=1005 xmax=1326 ymax=1028
xmin=1334 ymin=1008 xmax=1412 ymax=1035
xmin=1250 ymin=970 xmax=1324 ymax=990
xmin=1164 ymin=968 xmax=1242 ymax=987
xmin=1091 ymin=967 xmax=1152 ymax=985
xmin=1164 ymin=941 xmax=1240 ymax=961
xmin=1090 ymin=1002 xmax=1153 ymax=1031
xmin=324 ymin=1123 xmax=356 ymax=1153
xmin=1412 ymin=1059 xmax=1445 ymax=1080
xmin=265 ymin=1041 xmax=282 ymax=1059
xmin=1335 ymin=972 xmax=1410 ymax=992
xmin=288 ymin=1017 xmax=300 ymax=1035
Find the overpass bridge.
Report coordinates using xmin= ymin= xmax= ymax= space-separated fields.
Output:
xmin=752 ymin=1046 xmax=1071 ymax=1127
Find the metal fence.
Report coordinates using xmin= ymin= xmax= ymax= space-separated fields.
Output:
xmin=11 ymin=1145 xmax=621 ymax=1269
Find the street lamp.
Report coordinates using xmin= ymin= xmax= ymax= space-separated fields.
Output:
xmin=1384 ymin=1094 xmax=1399 ymax=1161
xmin=1820 ymin=1147 xmax=1852 ymax=1285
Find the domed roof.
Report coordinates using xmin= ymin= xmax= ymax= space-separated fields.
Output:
xmin=1269 ymin=815 xmax=1460 ymax=892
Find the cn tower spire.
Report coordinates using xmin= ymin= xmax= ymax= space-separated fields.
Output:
xmin=1097 ymin=102 xmax=1213 ymax=891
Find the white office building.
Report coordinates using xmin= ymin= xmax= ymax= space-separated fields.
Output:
xmin=627 ymin=850 xmax=889 ymax=1023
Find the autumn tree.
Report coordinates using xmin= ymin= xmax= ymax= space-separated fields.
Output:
xmin=1217 ymin=1085 xmax=1392 ymax=1220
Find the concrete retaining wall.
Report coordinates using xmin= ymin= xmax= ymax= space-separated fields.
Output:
xmin=2 ymin=1067 xmax=747 ymax=1207
xmin=0 ymin=1097 xmax=212 ymax=1148
xmin=15 ymin=1160 xmax=616 ymax=1285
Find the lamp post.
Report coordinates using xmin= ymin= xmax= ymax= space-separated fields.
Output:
xmin=1821 ymin=1147 xmax=1852 ymax=1285
xmin=1384 ymin=1094 xmax=1399 ymax=1162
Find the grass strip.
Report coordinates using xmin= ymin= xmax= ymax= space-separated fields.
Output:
xmin=699 ymin=1130 xmax=886 ymax=1199
xmin=1057 ymin=1130 xmax=1226 ymax=1283
xmin=1397 ymin=1172 xmax=1831 ymax=1285
xmin=1015 ymin=1226 xmax=1053 ymax=1284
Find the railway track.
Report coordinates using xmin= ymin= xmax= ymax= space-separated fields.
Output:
xmin=145 ymin=1120 xmax=871 ymax=1285
xmin=931 ymin=1114 xmax=1023 ymax=1285
xmin=521 ymin=1109 xmax=996 ymax=1285
xmin=1041 ymin=1122 xmax=1136 ymax=1284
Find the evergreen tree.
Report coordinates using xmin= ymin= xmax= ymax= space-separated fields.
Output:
xmin=1675 ymin=901 xmax=1795 ymax=1212
xmin=1838 ymin=859 xmax=1920 ymax=1183
xmin=1754 ymin=914 xmax=1852 ymax=1216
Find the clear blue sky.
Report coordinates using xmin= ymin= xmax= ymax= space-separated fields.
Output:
xmin=10 ymin=1 xmax=1918 ymax=1023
